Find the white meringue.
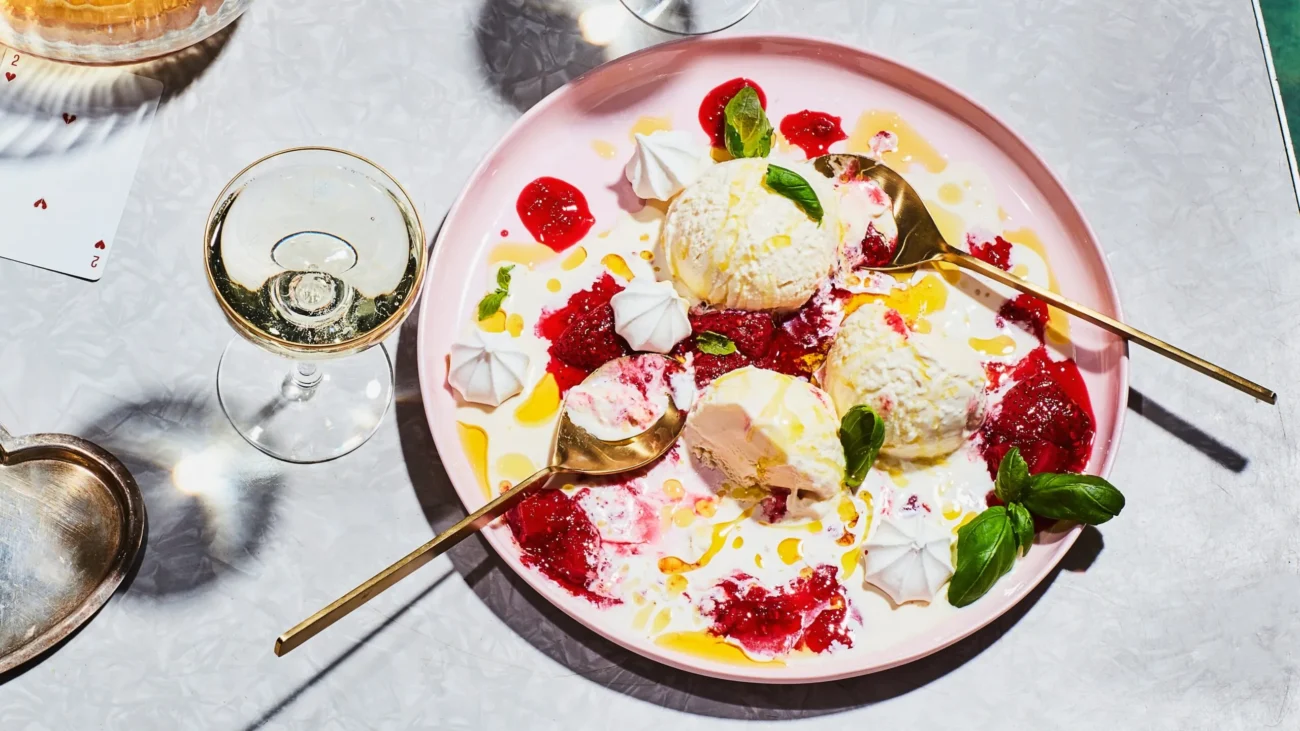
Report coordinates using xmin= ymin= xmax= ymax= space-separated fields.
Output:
xmin=862 ymin=511 xmax=954 ymax=605
xmin=610 ymin=278 xmax=691 ymax=354
xmin=447 ymin=330 xmax=530 ymax=407
xmin=623 ymin=130 xmax=712 ymax=201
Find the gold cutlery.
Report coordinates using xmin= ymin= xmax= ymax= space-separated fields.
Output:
xmin=274 ymin=355 xmax=688 ymax=655
xmin=814 ymin=153 xmax=1276 ymax=404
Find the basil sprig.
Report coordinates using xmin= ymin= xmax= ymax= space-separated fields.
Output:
xmin=948 ymin=448 xmax=1126 ymax=608
xmin=839 ymin=404 xmax=886 ymax=488
xmin=723 ymin=86 xmax=773 ymax=159
xmin=948 ymin=506 xmax=1017 ymax=608
xmin=476 ymin=265 xmax=514 ymax=320
xmin=765 ymin=165 xmax=824 ymax=224
xmin=695 ymin=330 xmax=737 ymax=356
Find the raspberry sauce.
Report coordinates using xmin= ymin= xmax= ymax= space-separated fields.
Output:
xmin=779 ymin=110 xmax=847 ymax=158
xmin=506 ymin=488 xmax=616 ymax=606
xmin=998 ymin=294 xmax=1049 ymax=341
xmin=701 ymin=565 xmax=852 ymax=657
xmin=517 ymin=177 xmax=595 ymax=252
xmin=980 ymin=347 xmax=1095 ymax=477
xmin=699 ymin=78 xmax=767 ymax=148
xmin=842 ymin=222 xmax=897 ymax=269
xmin=536 ymin=274 xmax=631 ymax=393
xmin=969 ymin=235 xmax=1014 ymax=271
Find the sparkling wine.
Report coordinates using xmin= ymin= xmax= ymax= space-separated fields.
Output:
xmin=205 ymin=153 xmax=424 ymax=357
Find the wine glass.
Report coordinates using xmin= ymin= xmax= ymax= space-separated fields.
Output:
xmin=204 ymin=147 xmax=426 ymax=463
xmin=618 ymin=0 xmax=760 ymax=34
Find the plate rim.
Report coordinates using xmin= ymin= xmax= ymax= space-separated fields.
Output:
xmin=417 ymin=32 xmax=1130 ymax=683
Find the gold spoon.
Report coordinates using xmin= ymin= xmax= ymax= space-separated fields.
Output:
xmin=274 ymin=355 xmax=688 ymax=656
xmin=814 ymin=153 xmax=1276 ymax=404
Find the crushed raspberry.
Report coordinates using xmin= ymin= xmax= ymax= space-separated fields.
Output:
xmin=536 ymin=274 xmax=630 ymax=392
xmin=690 ymin=352 xmax=750 ymax=387
xmin=998 ymin=294 xmax=1049 ymax=342
xmin=883 ymin=309 xmax=908 ymax=337
xmin=506 ymin=489 xmax=616 ymax=606
xmin=778 ymin=110 xmax=847 ymax=158
xmin=687 ymin=310 xmax=775 ymax=358
xmin=701 ymin=565 xmax=852 ymax=657
xmin=969 ymin=235 xmax=1013 ymax=271
xmin=842 ymin=223 xmax=896 ymax=269
xmin=757 ymin=286 xmax=846 ymax=379
xmin=979 ymin=347 xmax=1094 ymax=477
xmin=760 ymin=488 xmax=790 ymax=523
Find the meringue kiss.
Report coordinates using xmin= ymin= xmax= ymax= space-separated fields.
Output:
xmin=624 ymin=130 xmax=712 ymax=201
xmin=862 ymin=511 xmax=954 ymax=605
xmin=610 ymin=278 xmax=691 ymax=354
xmin=448 ymin=330 xmax=530 ymax=407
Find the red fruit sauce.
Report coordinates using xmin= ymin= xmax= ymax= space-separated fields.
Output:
xmin=675 ymin=289 xmax=844 ymax=388
xmin=701 ymin=565 xmax=852 ymax=657
xmin=699 ymin=78 xmax=767 ymax=148
xmin=980 ymin=347 xmax=1095 ymax=478
xmin=779 ymin=110 xmax=847 ymax=158
xmin=536 ymin=274 xmax=631 ymax=392
xmin=517 ymin=177 xmax=595 ymax=252
xmin=842 ymin=222 xmax=897 ymax=269
xmin=506 ymin=488 xmax=616 ymax=606
xmin=969 ymin=235 xmax=1014 ymax=271
xmin=998 ymin=294 xmax=1049 ymax=341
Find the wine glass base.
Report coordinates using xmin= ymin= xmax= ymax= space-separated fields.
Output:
xmin=216 ymin=337 xmax=394 ymax=464
xmin=619 ymin=0 xmax=760 ymax=35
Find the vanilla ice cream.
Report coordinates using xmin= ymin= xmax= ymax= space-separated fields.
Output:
xmin=684 ymin=366 xmax=845 ymax=514
xmin=823 ymin=303 xmax=987 ymax=459
xmin=660 ymin=158 xmax=839 ymax=313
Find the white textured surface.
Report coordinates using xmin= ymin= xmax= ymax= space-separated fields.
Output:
xmin=0 ymin=0 xmax=1296 ymax=729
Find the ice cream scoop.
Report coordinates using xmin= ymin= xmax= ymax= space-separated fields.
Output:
xmin=661 ymin=158 xmax=839 ymax=313
xmin=684 ymin=366 xmax=845 ymax=517
xmin=823 ymin=303 xmax=986 ymax=459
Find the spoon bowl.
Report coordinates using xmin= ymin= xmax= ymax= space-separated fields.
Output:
xmin=275 ymin=355 xmax=688 ymax=655
xmin=813 ymin=153 xmax=1275 ymax=404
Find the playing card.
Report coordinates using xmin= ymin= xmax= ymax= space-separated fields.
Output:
xmin=0 ymin=46 xmax=163 ymax=281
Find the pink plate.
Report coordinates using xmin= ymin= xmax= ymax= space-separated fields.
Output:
xmin=417 ymin=34 xmax=1128 ymax=682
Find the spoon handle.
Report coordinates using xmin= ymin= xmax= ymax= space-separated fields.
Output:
xmin=274 ymin=465 xmax=560 ymax=656
xmin=945 ymin=251 xmax=1276 ymax=404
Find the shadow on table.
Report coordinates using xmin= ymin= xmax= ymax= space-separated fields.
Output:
xmin=77 ymin=392 xmax=284 ymax=600
xmin=1127 ymin=388 xmax=1248 ymax=473
xmin=390 ymin=315 xmax=1105 ymax=718
xmin=0 ymin=20 xmax=238 ymax=159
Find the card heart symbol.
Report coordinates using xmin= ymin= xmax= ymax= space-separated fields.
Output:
xmin=4 ymin=72 xmax=14 ymax=82
xmin=94 ymin=240 xmax=106 ymax=250
xmin=62 ymin=113 xmax=76 ymax=124
xmin=33 ymin=199 xmax=46 ymax=209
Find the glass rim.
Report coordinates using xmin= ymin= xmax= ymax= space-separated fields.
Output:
xmin=203 ymin=146 xmax=428 ymax=357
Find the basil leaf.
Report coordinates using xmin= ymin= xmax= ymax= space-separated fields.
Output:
xmin=695 ymin=330 xmax=737 ymax=356
xmin=496 ymin=264 xmax=514 ymax=289
xmin=948 ymin=506 xmax=1018 ymax=607
xmin=723 ymin=86 xmax=773 ymax=158
xmin=994 ymin=447 xmax=1030 ymax=504
xmin=1008 ymin=502 xmax=1034 ymax=557
xmin=477 ymin=290 xmax=507 ymax=321
xmin=764 ymin=165 xmax=824 ymax=224
xmin=1023 ymin=473 xmax=1125 ymax=525
xmin=839 ymin=404 xmax=886 ymax=488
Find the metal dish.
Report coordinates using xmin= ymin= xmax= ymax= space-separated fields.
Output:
xmin=0 ymin=425 xmax=144 ymax=674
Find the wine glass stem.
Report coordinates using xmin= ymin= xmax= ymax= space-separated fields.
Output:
xmin=283 ymin=361 xmax=322 ymax=401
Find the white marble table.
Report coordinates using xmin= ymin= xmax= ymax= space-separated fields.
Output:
xmin=2 ymin=1 xmax=1297 ymax=728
